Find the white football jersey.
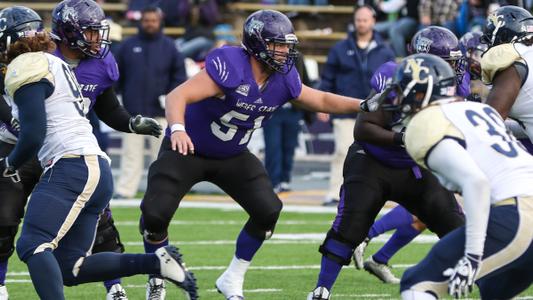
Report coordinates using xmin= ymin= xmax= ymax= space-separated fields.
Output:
xmin=406 ymin=101 xmax=533 ymax=203
xmin=508 ymin=43 xmax=533 ymax=141
xmin=4 ymin=52 xmax=107 ymax=168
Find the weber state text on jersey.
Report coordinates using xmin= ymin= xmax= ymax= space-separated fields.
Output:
xmin=405 ymin=101 xmax=533 ymax=201
xmin=4 ymin=51 xmax=106 ymax=168
xmin=53 ymin=48 xmax=119 ymax=108
xmin=174 ymin=46 xmax=302 ymax=158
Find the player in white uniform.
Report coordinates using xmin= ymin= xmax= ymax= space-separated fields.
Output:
xmin=383 ymin=53 xmax=533 ymax=299
xmin=0 ymin=6 xmax=198 ymax=300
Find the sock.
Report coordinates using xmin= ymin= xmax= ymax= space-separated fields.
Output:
xmin=104 ymin=278 xmax=121 ymax=292
xmin=0 ymin=258 xmax=8 ymax=285
xmin=27 ymin=251 xmax=64 ymax=300
xmin=368 ymin=205 xmax=414 ymax=239
xmin=373 ymin=224 xmax=421 ymax=265
xmin=316 ymin=239 xmax=352 ymax=290
xmin=73 ymin=253 xmax=160 ymax=285
xmin=143 ymin=238 xmax=169 ymax=254
xmin=235 ymin=229 xmax=264 ymax=261
xmin=223 ymin=255 xmax=251 ymax=279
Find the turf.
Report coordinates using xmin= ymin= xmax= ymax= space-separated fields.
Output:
xmin=6 ymin=206 xmax=533 ymax=299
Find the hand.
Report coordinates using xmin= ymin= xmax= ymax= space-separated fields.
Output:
xmin=129 ymin=115 xmax=163 ymax=137
xmin=361 ymin=88 xmax=390 ymax=112
xmin=0 ymin=157 xmax=20 ymax=183
xmin=10 ymin=117 xmax=20 ymax=133
xmin=443 ymin=253 xmax=481 ymax=299
xmin=171 ymin=131 xmax=195 ymax=155
xmin=317 ymin=112 xmax=330 ymax=122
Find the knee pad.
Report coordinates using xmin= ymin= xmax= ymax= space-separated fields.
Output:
xmin=92 ymin=216 xmax=124 ymax=254
xmin=139 ymin=216 xmax=168 ymax=242
xmin=0 ymin=227 xmax=17 ymax=260
xmin=243 ymin=209 xmax=281 ymax=240
xmin=318 ymin=230 xmax=354 ymax=266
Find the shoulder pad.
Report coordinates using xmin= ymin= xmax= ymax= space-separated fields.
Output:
xmin=205 ymin=47 xmax=244 ymax=89
xmin=405 ymin=105 xmax=464 ymax=169
xmin=5 ymin=52 xmax=54 ymax=98
xmin=103 ymin=52 xmax=119 ymax=83
xmin=481 ymin=44 xmax=522 ymax=84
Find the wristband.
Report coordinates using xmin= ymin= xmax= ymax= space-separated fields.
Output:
xmin=170 ymin=123 xmax=186 ymax=133
xmin=393 ymin=132 xmax=404 ymax=146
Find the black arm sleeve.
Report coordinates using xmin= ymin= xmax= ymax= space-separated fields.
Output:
xmin=0 ymin=94 xmax=13 ymax=124
xmin=8 ymin=80 xmax=53 ymax=169
xmin=93 ymin=86 xmax=132 ymax=133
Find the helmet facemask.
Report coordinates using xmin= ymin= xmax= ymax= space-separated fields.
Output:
xmin=262 ymin=35 xmax=299 ymax=74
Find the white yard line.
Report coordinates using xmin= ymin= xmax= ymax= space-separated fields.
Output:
xmin=114 ymin=220 xmax=333 ymax=226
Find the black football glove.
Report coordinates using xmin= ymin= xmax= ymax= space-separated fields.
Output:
xmin=129 ymin=115 xmax=162 ymax=138
xmin=0 ymin=157 xmax=20 ymax=183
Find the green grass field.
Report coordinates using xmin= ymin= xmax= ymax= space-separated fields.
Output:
xmin=6 ymin=204 xmax=533 ymax=299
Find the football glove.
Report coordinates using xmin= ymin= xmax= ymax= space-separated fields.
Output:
xmin=0 ymin=157 xmax=20 ymax=183
xmin=443 ymin=253 xmax=481 ymax=299
xmin=129 ymin=115 xmax=162 ymax=138
xmin=10 ymin=117 xmax=20 ymax=133
xmin=360 ymin=87 xmax=393 ymax=112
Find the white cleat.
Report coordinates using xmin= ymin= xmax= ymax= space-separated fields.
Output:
xmin=363 ymin=257 xmax=401 ymax=284
xmin=106 ymin=283 xmax=128 ymax=300
xmin=0 ymin=285 xmax=7 ymax=300
xmin=146 ymin=278 xmax=166 ymax=300
xmin=353 ymin=238 xmax=369 ymax=270
xmin=307 ymin=286 xmax=330 ymax=300
xmin=155 ymin=246 xmax=198 ymax=300
xmin=215 ymin=269 xmax=245 ymax=300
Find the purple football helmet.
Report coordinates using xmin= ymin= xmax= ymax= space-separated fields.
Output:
xmin=51 ymin=0 xmax=110 ymax=59
xmin=459 ymin=31 xmax=487 ymax=80
xmin=0 ymin=6 xmax=43 ymax=54
xmin=381 ymin=53 xmax=457 ymax=120
xmin=481 ymin=6 xmax=533 ymax=48
xmin=241 ymin=10 xmax=299 ymax=74
xmin=410 ymin=26 xmax=466 ymax=81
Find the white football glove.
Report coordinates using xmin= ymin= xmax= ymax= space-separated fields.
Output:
xmin=443 ymin=253 xmax=481 ymax=299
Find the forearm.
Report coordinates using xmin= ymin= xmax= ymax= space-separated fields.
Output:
xmin=93 ymin=87 xmax=132 ymax=132
xmin=165 ymin=89 xmax=187 ymax=127
xmin=317 ymin=92 xmax=361 ymax=114
xmin=354 ymin=121 xmax=397 ymax=146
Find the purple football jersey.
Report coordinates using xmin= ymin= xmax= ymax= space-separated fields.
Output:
xmin=53 ymin=48 xmax=119 ymax=109
xmin=168 ymin=46 xmax=302 ymax=158
xmin=457 ymin=71 xmax=471 ymax=98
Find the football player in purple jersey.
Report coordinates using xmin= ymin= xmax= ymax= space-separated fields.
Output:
xmin=0 ymin=1 xmax=163 ymax=299
xmin=138 ymin=9 xmax=380 ymax=300
xmin=307 ymin=27 xmax=467 ymax=300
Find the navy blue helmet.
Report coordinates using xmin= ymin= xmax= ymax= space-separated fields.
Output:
xmin=241 ymin=10 xmax=299 ymax=74
xmin=51 ymin=0 xmax=110 ymax=58
xmin=0 ymin=6 xmax=43 ymax=54
xmin=411 ymin=26 xmax=466 ymax=84
xmin=459 ymin=31 xmax=487 ymax=80
xmin=481 ymin=5 xmax=533 ymax=48
xmin=381 ymin=53 xmax=457 ymax=119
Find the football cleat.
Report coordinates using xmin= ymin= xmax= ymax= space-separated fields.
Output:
xmin=146 ymin=277 xmax=166 ymax=300
xmin=0 ymin=285 xmax=7 ymax=300
xmin=353 ymin=238 xmax=369 ymax=270
xmin=363 ymin=257 xmax=400 ymax=284
xmin=307 ymin=286 xmax=330 ymax=300
xmin=215 ymin=269 xmax=245 ymax=299
xmin=107 ymin=283 xmax=128 ymax=300
xmin=155 ymin=246 xmax=199 ymax=300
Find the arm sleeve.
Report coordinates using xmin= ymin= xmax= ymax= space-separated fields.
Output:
xmin=7 ymin=81 xmax=53 ymax=169
xmin=0 ymin=95 xmax=13 ymax=124
xmin=426 ymin=138 xmax=491 ymax=256
xmin=93 ymin=86 xmax=132 ymax=133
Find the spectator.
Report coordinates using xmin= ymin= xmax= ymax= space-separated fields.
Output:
xmin=418 ymin=0 xmax=463 ymax=33
xmin=263 ymin=55 xmax=312 ymax=194
xmin=318 ymin=5 xmax=395 ymax=206
xmin=374 ymin=0 xmax=420 ymax=57
xmin=114 ymin=6 xmax=187 ymax=198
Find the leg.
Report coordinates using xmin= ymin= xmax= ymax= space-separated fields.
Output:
xmin=280 ymin=109 xmax=302 ymax=187
xmin=115 ymin=133 xmax=144 ymax=198
xmin=263 ymin=111 xmax=283 ymax=188
xmin=368 ymin=205 xmax=414 ymax=239
xmin=213 ymin=151 xmax=283 ymax=298
xmin=324 ymin=119 xmax=356 ymax=204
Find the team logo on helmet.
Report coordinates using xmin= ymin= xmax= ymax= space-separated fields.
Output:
xmin=404 ymin=58 xmax=430 ymax=83
xmin=246 ymin=18 xmax=264 ymax=37
xmin=415 ymin=37 xmax=433 ymax=53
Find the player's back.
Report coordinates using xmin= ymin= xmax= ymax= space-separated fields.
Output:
xmin=4 ymin=52 xmax=105 ymax=167
xmin=406 ymin=101 xmax=533 ymax=203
